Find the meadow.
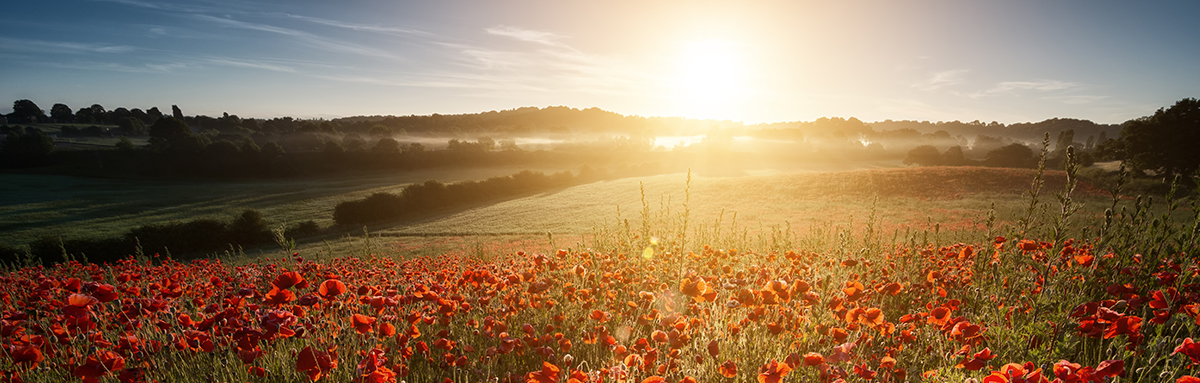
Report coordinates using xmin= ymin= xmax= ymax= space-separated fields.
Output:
xmin=0 ymin=165 xmax=573 ymax=247
xmin=1 ymin=157 xmax=1198 ymax=383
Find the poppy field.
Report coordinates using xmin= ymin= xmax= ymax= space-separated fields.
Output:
xmin=2 ymin=166 xmax=1199 ymax=383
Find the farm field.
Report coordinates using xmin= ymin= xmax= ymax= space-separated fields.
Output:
xmin=298 ymin=166 xmax=1131 ymax=261
xmin=1 ymin=163 xmax=1197 ymax=383
xmin=0 ymin=165 xmax=574 ymax=247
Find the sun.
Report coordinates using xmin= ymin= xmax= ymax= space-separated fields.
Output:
xmin=669 ymin=40 xmax=749 ymax=120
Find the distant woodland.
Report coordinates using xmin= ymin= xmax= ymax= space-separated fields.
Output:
xmin=2 ymin=97 xmax=1197 ymax=183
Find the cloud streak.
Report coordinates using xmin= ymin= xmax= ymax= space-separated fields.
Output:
xmin=281 ymin=14 xmax=432 ymax=37
xmin=987 ymin=80 xmax=1077 ymax=94
xmin=43 ymin=60 xmax=194 ymax=73
xmin=485 ymin=26 xmax=571 ymax=49
xmin=205 ymin=57 xmax=297 ymax=73
xmin=913 ymin=69 xmax=968 ymax=91
xmin=0 ymin=37 xmax=137 ymax=54
xmin=193 ymin=14 xmax=403 ymax=60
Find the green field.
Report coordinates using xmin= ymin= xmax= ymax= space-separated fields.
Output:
xmin=0 ymin=165 xmax=573 ymax=247
xmin=291 ymin=165 xmax=1159 ymax=262
xmin=4 ymin=161 xmax=1179 ymax=264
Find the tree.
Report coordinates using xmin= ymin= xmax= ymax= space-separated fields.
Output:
xmin=171 ymin=105 xmax=184 ymax=120
xmin=115 ymin=136 xmax=136 ymax=151
xmin=984 ymin=143 xmax=1035 ymax=168
xmin=1 ymin=128 xmax=55 ymax=163
xmin=117 ymin=117 xmax=146 ymax=135
xmin=88 ymin=105 xmax=107 ymax=124
xmin=109 ymin=107 xmax=131 ymax=125
xmin=1119 ymin=97 xmax=1200 ymax=177
xmin=204 ymin=139 xmax=241 ymax=158
xmin=1054 ymin=129 xmax=1075 ymax=152
xmin=74 ymin=106 xmax=96 ymax=124
xmin=477 ymin=136 xmax=496 ymax=151
xmin=343 ymin=134 xmax=366 ymax=152
xmin=324 ymin=140 xmax=346 ymax=161
xmin=941 ymin=146 xmax=968 ymax=166
xmin=373 ymin=137 xmax=401 ymax=154
xmin=903 ymin=145 xmax=941 ymax=166
xmin=10 ymin=100 xmax=47 ymax=123
xmin=368 ymin=124 xmax=391 ymax=138
xmin=148 ymin=117 xmax=204 ymax=153
xmin=51 ymin=103 xmax=74 ymax=123
xmin=260 ymin=142 xmax=285 ymax=157
xmin=146 ymin=107 xmax=164 ymax=123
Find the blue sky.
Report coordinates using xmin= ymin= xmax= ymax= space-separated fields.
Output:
xmin=2 ymin=0 xmax=1197 ymax=124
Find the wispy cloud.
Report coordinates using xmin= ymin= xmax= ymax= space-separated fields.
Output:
xmin=426 ymin=26 xmax=651 ymax=96
xmin=312 ymin=72 xmax=550 ymax=92
xmin=959 ymin=79 xmax=1081 ymax=98
xmin=90 ymin=0 xmax=226 ymax=14
xmin=485 ymin=26 xmax=571 ymax=49
xmin=281 ymin=14 xmax=432 ymax=37
xmin=0 ymin=37 xmax=137 ymax=54
xmin=1043 ymin=95 xmax=1107 ymax=105
xmin=205 ymin=57 xmax=296 ymax=73
xmin=987 ymin=80 xmax=1077 ymax=94
xmin=913 ymin=69 xmax=968 ymax=91
xmin=44 ymin=60 xmax=194 ymax=73
xmin=193 ymin=15 xmax=403 ymax=60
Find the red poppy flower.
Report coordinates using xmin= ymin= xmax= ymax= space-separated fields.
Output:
xmin=1094 ymin=359 xmax=1124 ymax=379
xmin=757 ymin=360 xmax=793 ymax=383
xmin=854 ymin=362 xmax=877 ymax=380
xmin=273 ymin=271 xmax=307 ymax=289
xmin=680 ymin=277 xmax=713 ymax=302
xmin=318 ymin=279 xmax=348 ymax=300
xmin=1175 ymin=338 xmax=1200 ymax=364
xmin=72 ymin=350 xmax=125 ymax=383
xmin=803 ymin=352 xmax=825 ymax=366
xmin=959 ymin=348 xmax=995 ymax=371
xmin=68 ymin=293 xmax=99 ymax=308
xmin=85 ymin=283 xmax=119 ymax=302
xmin=351 ymin=314 xmax=376 ymax=334
xmin=527 ymin=361 xmax=560 ymax=383
xmin=928 ymin=307 xmax=952 ymax=326
xmin=878 ymin=282 xmax=903 ymax=296
xmin=1052 ymin=360 xmax=1081 ymax=380
xmin=355 ymin=348 xmax=396 ymax=383
xmin=1103 ymin=316 xmax=1141 ymax=339
xmin=6 ymin=343 xmax=43 ymax=368
xmin=719 ymin=360 xmax=738 ymax=377
xmin=842 ymin=281 xmax=866 ymax=302
xmin=264 ymin=286 xmax=295 ymax=306
xmin=297 ymin=346 xmax=339 ymax=381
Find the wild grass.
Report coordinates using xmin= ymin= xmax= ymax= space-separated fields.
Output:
xmin=2 ymin=150 xmax=1197 ymax=383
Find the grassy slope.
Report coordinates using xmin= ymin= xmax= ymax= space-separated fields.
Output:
xmin=294 ymin=166 xmax=1132 ymax=261
xmin=0 ymin=165 xmax=571 ymax=246
xmin=376 ymin=166 xmax=1111 ymax=236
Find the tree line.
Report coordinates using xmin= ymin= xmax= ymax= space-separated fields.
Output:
xmin=332 ymin=166 xmax=662 ymax=226
xmin=900 ymin=97 xmax=1198 ymax=180
xmin=0 ymin=210 xmax=319 ymax=267
xmin=4 ymin=97 xmax=1197 ymax=180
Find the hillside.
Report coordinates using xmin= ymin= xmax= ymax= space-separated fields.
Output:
xmin=368 ymin=166 xmax=1113 ymax=240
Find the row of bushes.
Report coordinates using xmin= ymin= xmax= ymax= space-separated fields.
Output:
xmin=332 ymin=163 xmax=669 ymax=226
xmin=0 ymin=210 xmax=318 ymax=266
xmin=333 ymin=170 xmax=579 ymax=225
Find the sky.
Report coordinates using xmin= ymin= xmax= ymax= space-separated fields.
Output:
xmin=2 ymin=0 xmax=1198 ymax=125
